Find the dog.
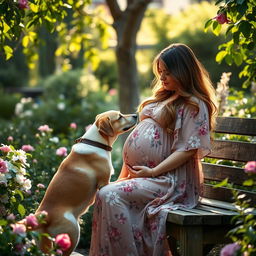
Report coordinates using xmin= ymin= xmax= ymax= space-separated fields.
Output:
xmin=35 ymin=110 xmax=137 ymax=255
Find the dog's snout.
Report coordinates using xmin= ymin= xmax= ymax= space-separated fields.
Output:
xmin=133 ymin=113 xmax=138 ymax=120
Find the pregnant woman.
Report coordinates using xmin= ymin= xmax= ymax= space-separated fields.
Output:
xmin=89 ymin=43 xmax=218 ymax=256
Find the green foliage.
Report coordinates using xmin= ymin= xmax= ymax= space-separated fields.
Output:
xmin=0 ymin=0 xmax=108 ymax=71
xmin=205 ymin=0 xmax=256 ymax=88
xmin=146 ymin=2 xmax=243 ymax=86
xmin=0 ymin=146 xmax=31 ymax=218
xmin=0 ymin=89 xmax=21 ymax=119
xmin=0 ymin=210 xmax=69 ymax=255
xmin=0 ymin=69 xmax=118 ymax=138
xmin=227 ymin=180 xmax=256 ymax=254
xmin=94 ymin=57 xmax=118 ymax=90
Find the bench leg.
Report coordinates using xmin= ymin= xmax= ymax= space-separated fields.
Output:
xmin=168 ymin=236 xmax=179 ymax=256
xmin=179 ymin=226 xmax=203 ymax=256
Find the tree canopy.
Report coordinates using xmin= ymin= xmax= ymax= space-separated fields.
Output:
xmin=205 ymin=0 xmax=256 ymax=88
xmin=0 ymin=0 xmax=108 ymax=70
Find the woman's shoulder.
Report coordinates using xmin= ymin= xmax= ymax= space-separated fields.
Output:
xmin=183 ymin=96 xmax=207 ymax=108
xmin=180 ymin=96 xmax=208 ymax=115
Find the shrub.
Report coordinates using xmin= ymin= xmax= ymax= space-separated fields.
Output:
xmin=0 ymin=89 xmax=21 ymax=120
xmin=220 ymin=161 xmax=256 ymax=256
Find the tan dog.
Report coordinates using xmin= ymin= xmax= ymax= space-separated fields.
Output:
xmin=35 ymin=110 xmax=137 ymax=255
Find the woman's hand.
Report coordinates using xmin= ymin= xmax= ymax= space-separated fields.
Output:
xmin=128 ymin=165 xmax=154 ymax=178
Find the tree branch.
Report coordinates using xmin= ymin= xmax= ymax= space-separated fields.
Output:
xmin=105 ymin=0 xmax=122 ymax=21
xmin=121 ymin=0 xmax=152 ymax=49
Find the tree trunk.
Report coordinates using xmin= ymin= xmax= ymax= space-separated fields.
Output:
xmin=106 ymin=0 xmax=151 ymax=114
xmin=116 ymin=44 xmax=139 ymax=114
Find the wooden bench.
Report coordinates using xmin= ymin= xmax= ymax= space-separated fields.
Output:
xmin=166 ymin=116 xmax=256 ymax=256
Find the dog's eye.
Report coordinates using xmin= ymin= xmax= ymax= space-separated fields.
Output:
xmin=118 ymin=114 xmax=123 ymax=120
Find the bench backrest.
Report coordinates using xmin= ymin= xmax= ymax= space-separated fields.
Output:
xmin=202 ymin=117 xmax=256 ymax=203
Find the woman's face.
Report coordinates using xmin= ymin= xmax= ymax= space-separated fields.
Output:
xmin=158 ymin=59 xmax=179 ymax=92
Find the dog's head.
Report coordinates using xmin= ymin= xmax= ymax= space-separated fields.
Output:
xmin=95 ymin=110 xmax=137 ymax=139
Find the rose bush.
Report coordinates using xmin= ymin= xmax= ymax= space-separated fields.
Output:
xmin=0 ymin=211 xmax=71 ymax=255
xmin=220 ymin=161 xmax=256 ymax=256
xmin=0 ymin=141 xmax=73 ymax=255
xmin=0 ymin=145 xmax=31 ymax=218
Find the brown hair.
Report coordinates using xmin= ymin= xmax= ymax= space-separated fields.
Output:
xmin=138 ymin=43 xmax=218 ymax=133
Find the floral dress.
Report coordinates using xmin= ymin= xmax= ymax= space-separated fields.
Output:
xmin=89 ymin=98 xmax=211 ymax=256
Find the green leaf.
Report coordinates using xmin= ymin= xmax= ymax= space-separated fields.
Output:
xmin=204 ymin=19 xmax=213 ymax=32
xmin=233 ymin=52 xmax=243 ymax=66
xmin=14 ymin=189 xmax=24 ymax=201
xmin=243 ymin=179 xmax=254 ymax=186
xmin=226 ymin=24 xmax=234 ymax=36
xmin=216 ymin=50 xmax=227 ymax=63
xmin=3 ymin=21 xmax=10 ymax=33
xmin=239 ymin=21 xmax=251 ymax=38
xmin=0 ymin=219 xmax=8 ymax=226
xmin=225 ymin=54 xmax=233 ymax=65
xmin=3 ymin=45 xmax=13 ymax=60
xmin=233 ymin=31 xmax=240 ymax=44
xmin=22 ymin=35 xmax=30 ymax=47
xmin=18 ymin=204 xmax=26 ymax=217
xmin=214 ymin=178 xmax=229 ymax=188
xmin=212 ymin=21 xmax=222 ymax=36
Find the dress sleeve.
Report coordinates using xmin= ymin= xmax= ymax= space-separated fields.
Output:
xmin=171 ymin=99 xmax=211 ymax=159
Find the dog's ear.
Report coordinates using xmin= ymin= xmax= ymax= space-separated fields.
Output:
xmin=96 ymin=117 xmax=115 ymax=137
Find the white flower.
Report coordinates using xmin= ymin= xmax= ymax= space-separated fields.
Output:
xmin=15 ymin=174 xmax=25 ymax=185
xmin=21 ymin=97 xmax=32 ymax=104
xmin=57 ymin=102 xmax=66 ymax=110
xmin=15 ymin=102 xmax=23 ymax=115
xmin=19 ymin=167 xmax=26 ymax=175
xmin=12 ymin=150 xmax=27 ymax=165
xmin=49 ymin=137 xmax=59 ymax=143
xmin=105 ymin=191 xmax=120 ymax=206
xmin=23 ymin=178 xmax=32 ymax=190
xmin=0 ymin=173 xmax=8 ymax=186
xmin=188 ymin=136 xmax=201 ymax=148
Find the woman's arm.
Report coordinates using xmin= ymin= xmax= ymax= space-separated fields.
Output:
xmin=117 ymin=163 xmax=130 ymax=179
xmin=129 ymin=149 xmax=197 ymax=178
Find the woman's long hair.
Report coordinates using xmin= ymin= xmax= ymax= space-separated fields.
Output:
xmin=138 ymin=43 xmax=218 ymax=133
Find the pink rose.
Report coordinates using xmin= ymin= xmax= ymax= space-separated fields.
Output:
xmin=7 ymin=136 xmax=14 ymax=141
xmin=38 ymin=124 xmax=52 ymax=133
xmin=11 ymin=223 xmax=26 ymax=235
xmin=37 ymin=183 xmax=45 ymax=189
xmin=55 ymin=233 xmax=71 ymax=251
xmin=25 ymin=214 xmax=38 ymax=228
xmin=214 ymin=13 xmax=230 ymax=24
xmin=244 ymin=161 xmax=256 ymax=174
xmin=0 ymin=145 xmax=11 ymax=153
xmin=7 ymin=213 xmax=16 ymax=221
xmin=70 ymin=122 xmax=77 ymax=129
xmin=220 ymin=243 xmax=240 ymax=256
xmin=21 ymin=144 xmax=35 ymax=152
xmin=56 ymin=147 xmax=68 ymax=157
xmin=18 ymin=0 xmax=29 ymax=9
xmin=109 ymin=88 xmax=117 ymax=96
xmin=0 ymin=159 xmax=8 ymax=173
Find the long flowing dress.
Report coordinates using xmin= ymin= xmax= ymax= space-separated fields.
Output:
xmin=89 ymin=97 xmax=211 ymax=256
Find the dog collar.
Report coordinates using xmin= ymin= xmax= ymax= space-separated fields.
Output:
xmin=75 ymin=138 xmax=112 ymax=151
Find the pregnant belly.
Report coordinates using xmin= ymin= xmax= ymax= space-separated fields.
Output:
xmin=123 ymin=119 xmax=172 ymax=168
